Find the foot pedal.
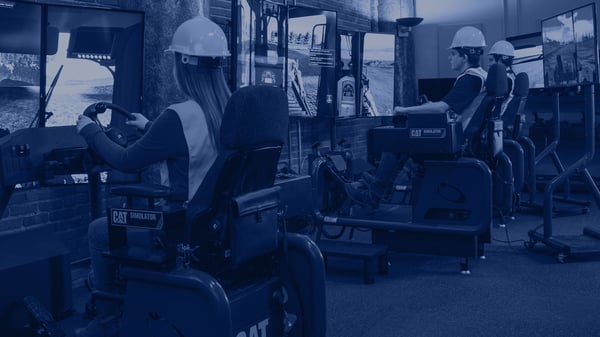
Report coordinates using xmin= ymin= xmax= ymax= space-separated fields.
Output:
xmin=22 ymin=296 xmax=66 ymax=337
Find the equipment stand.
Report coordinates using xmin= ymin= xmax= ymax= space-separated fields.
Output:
xmin=527 ymin=84 xmax=600 ymax=261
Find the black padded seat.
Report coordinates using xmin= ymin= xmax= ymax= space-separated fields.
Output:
xmin=185 ymin=85 xmax=290 ymax=269
xmin=463 ymin=63 xmax=508 ymax=148
xmin=502 ymin=72 xmax=530 ymax=139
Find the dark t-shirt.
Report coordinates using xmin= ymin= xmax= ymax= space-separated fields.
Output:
xmin=442 ymin=73 xmax=484 ymax=114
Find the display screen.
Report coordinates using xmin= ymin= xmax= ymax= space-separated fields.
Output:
xmin=235 ymin=0 xmax=286 ymax=89
xmin=337 ymin=32 xmax=358 ymax=118
xmin=361 ymin=33 xmax=394 ymax=116
xmin=287 ymin=6 xmax=336 ymax=117
xmin=512 ymin=46 xmax=544 ymax=89
xmin=0 ymin=2 xmax=42 ymax=132
xmin=233 ymin=2 xmax=337 ymax=118
xmin=0 ymin=2 xmax=143 ymax=131
xmin=542 ymin=3 xmax=598 ymax=87
xmin=45 ymin=6 xmax=143 ymax=128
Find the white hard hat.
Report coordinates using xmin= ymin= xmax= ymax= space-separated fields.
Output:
xmin=448 ymin=26 xmax=486 ymax=49
xmin=488 ymin=40 xmax=515 ymax=58
xmin=165 ymin=16 xmax=230 ymax=58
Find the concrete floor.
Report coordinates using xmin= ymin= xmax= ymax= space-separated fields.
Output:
xmin=54 ymin=193 xmax=600 ymax=337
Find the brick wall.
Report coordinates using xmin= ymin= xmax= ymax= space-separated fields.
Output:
xmin=0 ymin=184 xmax=97 ymax=261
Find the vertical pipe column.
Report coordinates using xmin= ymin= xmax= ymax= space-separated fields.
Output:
xmin=370 ymin=0 xmax=379 ymax=32
xmin=377 ymin=0 xmax=413 ymax=32
xmin=390 ymin=0 xmax=419 ymax=107
xmin=199 ymin=0 xmax=210 ymax=17
xmin=374 ymin=0 xmax=418 ymax=107
xmin=120 ymin=0 xmax=200 ymax=118
xmin=394 ymin=26 xmax=418 ymax=107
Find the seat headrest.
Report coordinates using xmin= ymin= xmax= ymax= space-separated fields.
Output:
xmin=486 ymin=63 xmax=508 ymax=97
xmin=220 ymin=86 xmax=289 ymax=149
xmin=513 ymin=72 xmax=529 ymax=97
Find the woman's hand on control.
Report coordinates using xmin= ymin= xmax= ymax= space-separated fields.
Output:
xmin=125 ymin=113 xmax=149 ymax=130
xmin=76 ymin=115 xmax=95 ymax=134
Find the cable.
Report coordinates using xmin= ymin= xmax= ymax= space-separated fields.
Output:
xmin=492 ymin=223 xmax=526 ymax=253
xmin=278 ymin=210 xmax=307 ymax=337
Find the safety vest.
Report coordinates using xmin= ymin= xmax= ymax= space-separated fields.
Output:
xmin=455 ymin=66 xmax=487 ymax=131
xmin=499 ymin=71 xmax=516 ymax=117
xmin=159 ymin=100 xmax=218 ymax=201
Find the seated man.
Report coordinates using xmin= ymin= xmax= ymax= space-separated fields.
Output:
xmin=346 ymin=26 xmax=488 ymax=208
xmin=488 ymin=40 xmax=516 ymax=117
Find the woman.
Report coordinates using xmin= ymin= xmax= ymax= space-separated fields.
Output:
xmin=74 ymin=16 xmax=231 ymax=337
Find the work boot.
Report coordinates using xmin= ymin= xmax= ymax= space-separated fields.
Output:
xmin=344 ymin=179 xmax=384 ymax=209
xmin=345 ymin=152 xmax=403 ymax=208
xmin=74 ymin=314 xmax=119 ymax=337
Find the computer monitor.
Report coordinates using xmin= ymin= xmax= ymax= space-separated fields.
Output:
xmin=232 ymin=1 xmax=337 ymax=118
xmin=512 ymin=45 xmax=544 ymax=90
xmin=542 ymin=3 xmax=598 ymax=88
xmin=287 ymin=6 xmax=337 ymax=118
xmin=0 ymin=2 xmax=144 ymax=132
xmin=361 ymin=32 xmax=394 ymax=117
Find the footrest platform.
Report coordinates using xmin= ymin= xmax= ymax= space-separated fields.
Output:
xmin=317 ymin=240 xmax=388 ymax=284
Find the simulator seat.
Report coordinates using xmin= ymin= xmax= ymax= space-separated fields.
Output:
xmin=104 ymin=86 xmax=326 ymax=337
xmin=502 ymin=73 xmax=536 ymax=205
xmin=461 ymin=64 xmax=516 ymax=224
xmin=368 ymin=64 xmax=512 ymax=224
xmin=499 ymin=73 xmax=529 ymax=206
xmin=502 ymin=72 xmax=530 ymax=140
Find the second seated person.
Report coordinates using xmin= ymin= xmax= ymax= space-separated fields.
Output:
xmin=346 ymin=26 xmax=488 ymax=208
xmin=488 ymin=39 xmax=516 ymax=117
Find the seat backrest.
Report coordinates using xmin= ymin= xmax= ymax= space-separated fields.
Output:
xmin=186 ymin=85 xmax=289 ymax=269
xmin=502 ymin=72 xmax=529 ymax=138
xmin=463 ymin=63 xmax=508 ymax=154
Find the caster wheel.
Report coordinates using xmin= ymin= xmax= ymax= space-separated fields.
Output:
xmin=460 ymin=270 xmax=471 ymax=275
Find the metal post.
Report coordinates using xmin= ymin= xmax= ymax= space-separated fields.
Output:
xmin=393 ymin=17 xmax=422 ymax=108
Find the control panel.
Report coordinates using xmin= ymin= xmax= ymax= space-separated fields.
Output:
xmin=0 ymin=126 xmax=88 ymax=186
xmin=368 ymin=112 xmax=465 ymax=163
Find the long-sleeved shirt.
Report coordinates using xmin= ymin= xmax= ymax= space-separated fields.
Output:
xmin=80 ymin=109 xmax=194 ymax=201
